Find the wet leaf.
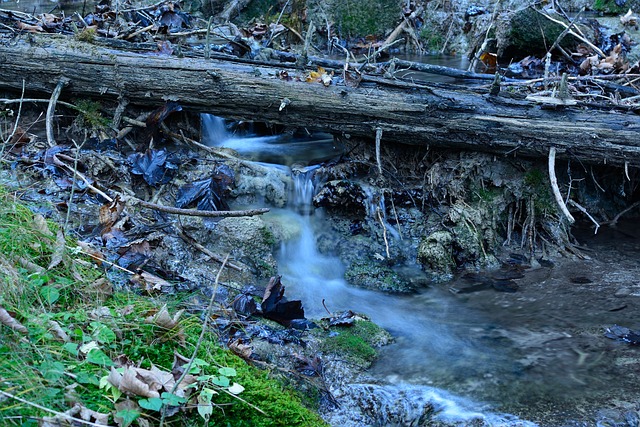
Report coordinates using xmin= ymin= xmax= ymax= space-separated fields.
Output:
xmin=0 ymin=305 xmax=28 ymax=334
xmin=129 ymin=149 xmax=172 ymax=186
xmin=175 ymin=164 xmax=234 ymax=211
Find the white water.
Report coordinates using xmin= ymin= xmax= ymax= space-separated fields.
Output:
xmin=203 ymin=114 xmax=640 ymax=427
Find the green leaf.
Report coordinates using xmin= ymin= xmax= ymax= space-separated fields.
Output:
xmin=161 ymin=392 xmax=187 ymax=406
xmin=39 ymin=361 xmax=65 ymax=382
xmin=188 ymin=358 xmax=209 ymax=374
xmin=138 ymin=397 xmax=163 ymax=411
xmin=199 ymin=387 xmax=217 ymax=403
xmin=197 ymin=402 xmax=213 ymax=420
xmin=86 ymin=348 xmax=113 ymax=367
xmin=211 ymin=376 xmax=230 ymax=388
xmin=63 ymin=342 xmax=79 ymax=356
xmin=40 ymin=286 xmax=60 ymax=304
xmin=115 ymin=409 xmax=140 ymax=427
xmin=75 ymin=371 xmax=99 ymax=385
xmin=90 ymin=322 xmax=116 ymax=344
xmin=217 ymin=367 xmax=236 ymax=377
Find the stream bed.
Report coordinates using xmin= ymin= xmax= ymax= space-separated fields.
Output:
xmin=205 ymin=115 xmax=640 ymax=427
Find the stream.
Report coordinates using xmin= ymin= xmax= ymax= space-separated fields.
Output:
xmin=204 ymin=115 xmax=640 ymax=427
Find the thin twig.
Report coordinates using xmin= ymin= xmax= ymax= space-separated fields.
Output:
xmin=602 ymin=200 xmax=640 ymax=226
xmin=177 ymin=229 xmax=243 ymax=271
xmin=126 ymin=196 xmax=270 ymax=218
xmin=1 ymin=80 xmax=25 ymax=158
xmin=0 ymin=391 xmax=107 ymax=427
xmin=376 ymin=208 xmax=390 ymax=259
xmin=568 ymin=200 xmax=599 ymax=234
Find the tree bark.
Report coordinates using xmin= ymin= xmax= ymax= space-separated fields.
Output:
xmin=1 ymin=36 xmax=639 ymax=167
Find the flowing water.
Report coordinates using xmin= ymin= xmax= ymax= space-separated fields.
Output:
xmin=203 ymin=115 xmax=640 ymax=426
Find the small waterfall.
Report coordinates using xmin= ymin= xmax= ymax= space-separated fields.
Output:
xmin=201 ymin=114 xmax=229 ymax=146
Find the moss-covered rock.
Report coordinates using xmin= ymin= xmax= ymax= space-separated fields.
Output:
xmin=344 ymin=259 xmax=416 ymax=293
xmin=417 ymin=230 xmax=455 ymax=278
xmin=308 ymin=0 xmax=402 ymax=40
xmin=496 ymin=7 xmax=580 ymax=59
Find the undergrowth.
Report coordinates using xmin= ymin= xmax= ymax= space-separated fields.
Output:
xmin=0 ymin=189 xmax=326 ymax=427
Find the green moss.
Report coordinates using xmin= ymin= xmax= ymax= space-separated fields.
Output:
xmin=524 ymin=168 xmax=555 ymax=215
xmin=345 ymin=260 xmax=414 ymax=293
xmin=73 ymin=99 xmax=111 ymax=131
xmin=0 ymin=191 xmax=326 ymax=427
xmin=317 ymin=319 xmax=390 ymax=368
xmin=592 ymin=0 xmax=627 ymax=13
xmin=419 ymin=27 xmax=444 ymax=52
xmin=330 ymin=0 xmax=401 ymax=39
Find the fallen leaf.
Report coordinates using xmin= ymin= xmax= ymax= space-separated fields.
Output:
xmin=228 ymin=382 xmax=244 ymax=394
xmin=129 ymin=149 xmax=173 ymax=186
xmin=229 ymin=339 xmax=252 ymax=359
xmin=41 ymin=403 xmax=109 ymax=426
xmin=48 ymin=229 xmax=66 ymax=270
xmin=99 ymin=196 xmax=124 ymax=231
xmin=0 ymin=305 xmax=28 ymax=334
xmin=16 ymin=21 xmax=44 ymax=32
xmin=48 ymin=320 xmax=70 ymax=342
xmin=119 ymin=367 xmax=161 ymax=398
xmin=114 ymin=400 xmax=140 ymax=427
xmin=135 ymin=365 xmax=175 ymax=392
xmin=130 ymin=270 xmax=173 ymax=294
xmin=33 ymin=214 xmax=53 ymax=236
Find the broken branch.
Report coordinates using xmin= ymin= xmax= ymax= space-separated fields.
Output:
xmin=548 ymin=147 xmax=575 ymax=224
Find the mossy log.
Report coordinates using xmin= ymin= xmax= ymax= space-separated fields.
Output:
xmin=1 ymin=36 xmax=640 ymax=167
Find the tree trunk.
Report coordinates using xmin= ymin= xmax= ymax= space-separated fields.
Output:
xmin=0 ymin=37 xmax=639 ymax=167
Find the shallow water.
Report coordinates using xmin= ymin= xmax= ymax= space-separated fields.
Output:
xmin=206 ymin=117 xmax=640 ymax=426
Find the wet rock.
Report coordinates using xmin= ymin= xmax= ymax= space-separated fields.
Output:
xmin=313 ymin=180 xmax=367 ymax=215
xmin=213 ymin=216 xmax=278 ymax=278
xmin=417 ymin=230 xmax=455 ymax=279
xmin=233 ymin=161 xmax=290 ymax=207
xmin=232 ymin=294 xmax=258 ymax=317
xmin=345 ymin=259 xmax=417 ymax=293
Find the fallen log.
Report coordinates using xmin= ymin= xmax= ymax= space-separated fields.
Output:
xmin=1 ymin=35 xmax=639 ymax=167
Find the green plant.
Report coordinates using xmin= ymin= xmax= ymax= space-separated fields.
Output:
xmin=73 ymin=99 xmax=110 ymax=131
xmin=0 ymin=190 xmax=327 ymax=427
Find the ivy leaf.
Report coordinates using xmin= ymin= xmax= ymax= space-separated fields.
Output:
xmin=197 ymin=402 xmax=213 ymax=420
xmin=90 ymin=321 xmax=116 ymax=344
xmin=40 ymin=286 xmax=60 ymax=304
xmin=86 ymin=348 xmax=113 ymax=367
xmin=63 ymin=342 xmax=78 ymax=356
xmin=114 ymin=409 xmax=140 ymax=427
xmin=138 ymin=397 xmax=163 ymax=411
xmin=39 ymin=361 xmax=65 ymax=382
xmin=211 ymin=376 xmax=229 ymax=388
xmin=161 ymin=392 xmax=187 ymax=406
xmin=217 ymin=367 xmax=236 ymax=377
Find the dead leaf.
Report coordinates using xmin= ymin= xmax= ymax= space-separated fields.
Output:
xmin=118 ymin=367 xmax=160 ymax=398
xmin=134 ymin=365 xmax=175 ymax=392
xmin=146 ymin=305 xmax=185 ymax=344
xmin=41 ymin=403 xmax=109 ymax=426
xmin=33 ymin=214 xmax=53 ymax=236
xmin=130 ymin=270 xmax=173 ymax=294
xmin=16 ymin=21 xmax=44 ymax=32
xmin=99 ymin=196 xmax=124 ymax=232
xmin=621 ymin=9 xmax=638 ymax=27
xmin=76 ymin=241 xmax=106 ymax=266
xmin=229 ymin=339 xmax=252 ymax=359
xmin=0 ymin=305 xmax=28 ymax=334
xmin=49 ymin=320 xmax=70 ymax=342
xmin=48 ymin=229 xmax=66 ymax=270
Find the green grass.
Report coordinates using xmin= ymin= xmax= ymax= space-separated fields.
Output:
xmin=0 ymin=190 xmax=326 ymax=427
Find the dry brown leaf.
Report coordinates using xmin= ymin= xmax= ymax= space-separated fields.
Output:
xmin=131 ymin=270 xmax=173 ymax=294
xmin=147 ymin=305 xmax=183 ymax=330
xmin=33 ymin=214 xmax=53 ymax=236
xmin=621 ymin=9 xmax=638 ymax=27
xmin=119 ymin=367 xmax=160 ymax=398
xmin=0 ymin=305 xmax=28 ymax=334
xmin=76 ymin=241 xmax=106 ymax=266
xmin=135 ymin=365 xmax=175 ymax=392
xmin=48 ymin=229 xmax=66 ymax=270
xmin=16 ymin=21 xmax=44 ymax=32
xmin=99 ymin=196 xmax=124 ymax=230
xmin=49 ymin=320 xmax=70 ymax=342
xmin=41 ymin=403 xmax=109 ymax=426
xmin=229 ymin=339 xmax=252 ymax=359
xmin=87 ymin=277 xmax=114 ymax=298
xmin=78 ymin=405 xmax=110 ymax=425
